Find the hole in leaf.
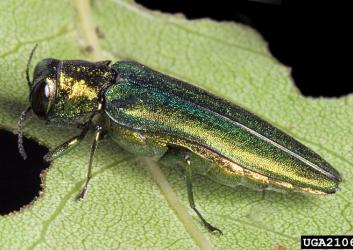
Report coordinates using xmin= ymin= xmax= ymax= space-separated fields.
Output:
xmin=0 ymin=129 xmax=49 ymax=215
xmin=136 ymin=0 xmax=353 ymax=97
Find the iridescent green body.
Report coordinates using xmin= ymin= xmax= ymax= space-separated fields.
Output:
xmin=19 ymin=54 xmax=341 ymax=233
xmin=105 ymin=61 xmax=341 ymax=194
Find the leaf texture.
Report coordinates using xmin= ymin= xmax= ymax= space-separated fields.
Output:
xmin=0 ymin=0 xmax=352 ymax=249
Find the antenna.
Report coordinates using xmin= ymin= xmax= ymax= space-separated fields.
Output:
xmin=17 ymin=106 xmax=32 ymax=160
xmin=18 ymin=45 xmax=38 ymax=159
xmin=26 ymin=44 xmax=38 ymax=87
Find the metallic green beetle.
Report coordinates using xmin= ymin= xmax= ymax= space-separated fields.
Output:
xmin=18 ymin=46 xmax=341 ymax=234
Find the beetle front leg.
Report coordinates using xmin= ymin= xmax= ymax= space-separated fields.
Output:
xmin=183 ymin=152 xmax=223 ymax=234
xmin=43 ymin=123 xmax=90 ymax=162
xmin=78 ymin=125 xmax=104 ymax=200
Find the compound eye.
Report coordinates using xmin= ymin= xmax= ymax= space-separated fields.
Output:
xmin=30 ymin=78 xmax=55 ymax=118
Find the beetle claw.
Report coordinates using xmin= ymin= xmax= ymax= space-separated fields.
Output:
xmin=205 ymin=223 xmax=223 ymax=235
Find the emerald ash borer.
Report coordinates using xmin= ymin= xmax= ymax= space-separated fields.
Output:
xmin=17 ymin=45 xmax=341 ymax=234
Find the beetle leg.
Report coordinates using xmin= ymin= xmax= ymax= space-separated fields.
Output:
xmin=43 ymin=123 xmax=90 ymax=162
xmin=77 ymin=125 xmax=104 ymax=200
xmin=183 ymin=152 xmax=223 ymax=234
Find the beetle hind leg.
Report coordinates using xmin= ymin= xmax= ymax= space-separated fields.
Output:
xmin=160 ymin=148 xmax=222 ymax=234
xmin=183 ymin=152 xmax=223 ymax=234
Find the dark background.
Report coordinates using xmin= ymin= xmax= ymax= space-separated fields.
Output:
xmin=1 ymin=0 xmax=352 ymax=215
xmin=137 ymin=0 xmax=353 ymax=97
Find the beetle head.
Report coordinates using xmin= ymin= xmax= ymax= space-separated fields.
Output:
xmin=17 ymin=45 xmax=116 ymax=159
xmin=29 ymin=58 xmax=59 ymax=119
xmin=26 ymin=49 xmax=115 ymax=124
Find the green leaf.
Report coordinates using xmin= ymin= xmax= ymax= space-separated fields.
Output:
xmin=0 ymin=0 xmax=352 ymax=249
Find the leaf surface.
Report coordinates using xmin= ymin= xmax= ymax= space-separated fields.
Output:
xmin=0 ymin=0 xmax=352 ymax=249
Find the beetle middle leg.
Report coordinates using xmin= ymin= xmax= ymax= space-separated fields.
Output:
xmin=44 ymin=120 xmax=105 ymax=199
xmin=78 ymin=125 xmax=104 ymax=200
